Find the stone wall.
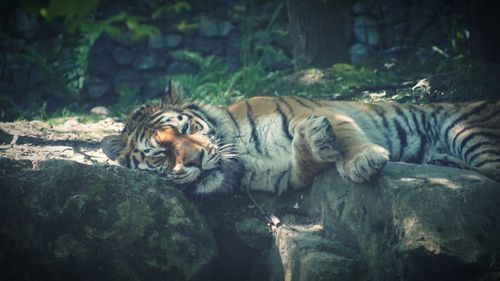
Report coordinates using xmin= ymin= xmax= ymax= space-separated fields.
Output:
xmin=348 ymin=0 xmax=468 ymax=63
xmin=0 ymin=0 xmax=468 ymax=120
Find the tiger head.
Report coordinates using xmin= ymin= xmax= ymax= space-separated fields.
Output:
xmin=101 ymin=81 xmax=240 ymax=194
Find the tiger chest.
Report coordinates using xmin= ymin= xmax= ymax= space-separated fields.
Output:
xmin=233 ymin=114 xmax=294 ymax=193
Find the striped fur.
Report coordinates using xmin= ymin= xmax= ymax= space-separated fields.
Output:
xmin=102 ymin=83 xmax=500 ymax=194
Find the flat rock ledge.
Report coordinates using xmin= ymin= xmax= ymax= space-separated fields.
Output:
xmin=1 ymin=120 xmax=499 ymax=281
xmin=308 ymin=162 xmax=500 ymax=281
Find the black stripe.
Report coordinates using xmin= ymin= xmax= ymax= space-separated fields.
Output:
xmin=132 ymin=155 xmax=140 ymax=168
xmin=278 ymin=97 xmax=294 ymax=114
xmin=245 ymin=101 xmax=262 ymax=154
xmin=459 ymin=131 xmax=499 ymax=160
xmin=430 ymin=105 xmax=446 ymax=138
xmin=464 ymin=141 xmax=495 ymax=163
xmin=469 ymin=149 xmax=500 ymax=165
xmin=336 ymin=121 xmax=353 ymax=127
xmin=452 ymin=126 xmax=469 ymax=153
xmin=407 ymin=106 xmax=428 ymax=163
xmin=393 ymin=104 xmax=412 ymax=132
xmin=290 ymin=96 xmax=313 ymax=109
xmin=275 ymin=171 xmax=288 ymax=193
xmin=185 ymin=106 xmax=218 ymax=129
xmin=371 ymin=104 xmax=394 ymax=157
xmin=139 ymin=130 xmax=146 ymax=144
xmin=393 ymin=119 xmax=407 ymax=160
xmin=276 ymin=102 xmax=293 ymax=141
xmin=225 ymin=109 xmax=241 ymax=137
xmin=123 ymin=154 xmax=131 ymax=168
xmin=474 ymin=158 xmax=500 ymax=168
xmin=413 ymin=137 xmax=427 ymax=164
xmin=308 ymin=99 xmax=322 ymax=106
xmin=146 ymin=161 xmax=155 ymax=169
xmin=443 ymin=102 xmax=489 ymax=144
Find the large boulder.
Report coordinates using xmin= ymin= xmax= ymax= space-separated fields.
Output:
xmin=310 ymin=162 xmax=500 ymax=281
xmin=0 ymin=158 xmax=217 ymax=281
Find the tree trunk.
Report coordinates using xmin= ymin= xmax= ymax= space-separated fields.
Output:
xmin=287 ymin=0 xmax=351 ymax=68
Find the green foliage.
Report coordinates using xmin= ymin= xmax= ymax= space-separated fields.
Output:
xmin=168 ymin=51 xmax=276 ymax=105
xmin=152 ymin=1 xmax=192 ymax=19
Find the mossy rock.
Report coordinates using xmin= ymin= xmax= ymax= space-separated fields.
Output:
xmin=0 ymin=158 xmax=217 ymax=281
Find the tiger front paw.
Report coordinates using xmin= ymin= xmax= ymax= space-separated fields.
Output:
xmin=295 ymin=114 xmax=340 ymax=163
xmin=336 ymin=145 xmax=389 ymax=183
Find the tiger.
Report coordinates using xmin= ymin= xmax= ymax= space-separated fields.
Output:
xmin=101 ymin=81 xmax=500 ymax=194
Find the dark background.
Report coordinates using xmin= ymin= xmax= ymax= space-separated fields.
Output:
xmin=1 ymin=0 xmax=499 ymax=121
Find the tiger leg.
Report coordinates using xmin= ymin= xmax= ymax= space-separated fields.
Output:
xmin=289 ymin=114 xmax=340 ymax=189
xmin=329 ymin=116 xmax=390 ymax=183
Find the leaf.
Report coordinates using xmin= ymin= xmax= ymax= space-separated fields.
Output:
xmin=103 ymin=25 xmax=121 ymax=38
xmin=47 ymin=0 xmax=77 ymax=17
xmin=75 ymin=0 xmax=100 ymax=18
xmin=64 ymin=18 xmax=79 ymax=33
xmin=173 ymin=1 xmax=191 ymax=13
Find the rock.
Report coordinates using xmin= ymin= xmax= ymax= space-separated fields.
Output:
xmin=113 ymin=68 xmax=140 ymax=84
xmin=166 ymin=62 xmax=197 ymax=74
xmin=0 ymin=158 xmax=217 ymax=281
xmin=268 ymin=224 xmax=362 ymax=281
xmin=143 ymin=76 xmax=168 ymax=99
xmin=310 ymin=162 xmax=500 ymax=281
xmin=111 ymin=46 xmax=134 ymax=66
xmin=165 ymin=34 xmax=184 ymax=48
xmin=90 ymin=106 xmax=110 ymax=116
xmin=197 ymin=15 xmax=233 ymax=37
xmin=86 ymin=77 xmax=112 ymax=99
xmin=132 ymin=50 xmax=157 ymax=70
xmin=29 ymin=65 xmax=48 ymax=85
xmin=353 ymin=16 xmax=380 ymax=46
xmin=10 ymin=8 xmax=40 ymax=37
xmin=349 ymin=43 xmax=373 ymax=64
xmin=148 ymin=33 xmax=165 ymax=49
xmin=88 ymin=53 xmax=115 ymax=77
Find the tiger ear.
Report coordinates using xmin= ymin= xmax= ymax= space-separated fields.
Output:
xmin=160 ymin=80 xmax=182 ymax=108
xmin=101 ymin=135 xmax=126 ymax=161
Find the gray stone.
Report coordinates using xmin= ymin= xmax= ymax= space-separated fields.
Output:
xmin=88 ymin=53 xmax=115 ymax=76
xmin=0 ymin=158 xmax=217 ymax=281
xmin=186 ymin=37 xmax=224 ymax=56
xmin=165 ymin=34 xmax=183 ymax=48
xmin=197 ymin=16 xmax=233 ymax=37
xmin=352 ymin=1 xmax=369 ymax=14
xmin=148 ymin=34 xmax=165 ymax=49
xmin=111 ymin=46 xmax=134 ymax=65
xmin=86 ymin=78 xmax=111 ymax=99
xmin=311 ymin=162 xmax=500 ymax=281
xmin=268 ymin=225 xmax=362 ymax=281
xmin=143 ymin=76 xmax=169 ymax=99
xmin=113 ymin=68 xmax=140 ymax=83
xmin=90 ymin=106 xmax=110 ymax=116
xmin=349 ymin=43 xmax=373 ymax=64
xmin=11 ymin=8 xmax=40 ymax=37
xmin=29 ymin=65 xmax=48 ymax=85
xmin=132 ymin=50 xmax=157 ymax=70
xmin=353 ymin=16 xmax=380 ymax=46
xmin=166 ymin=62 xmax=197 ymax=74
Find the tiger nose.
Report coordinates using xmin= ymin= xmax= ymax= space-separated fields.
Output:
xmin=183 ymin=149 xmax=203 ymax=167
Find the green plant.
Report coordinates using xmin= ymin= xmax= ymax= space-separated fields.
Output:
xmin=167 ymin=50 xmax=277 ymax=105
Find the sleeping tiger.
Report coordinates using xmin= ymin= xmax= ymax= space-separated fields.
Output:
xmin=102 ymin=81 xmax=500 ymax=194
